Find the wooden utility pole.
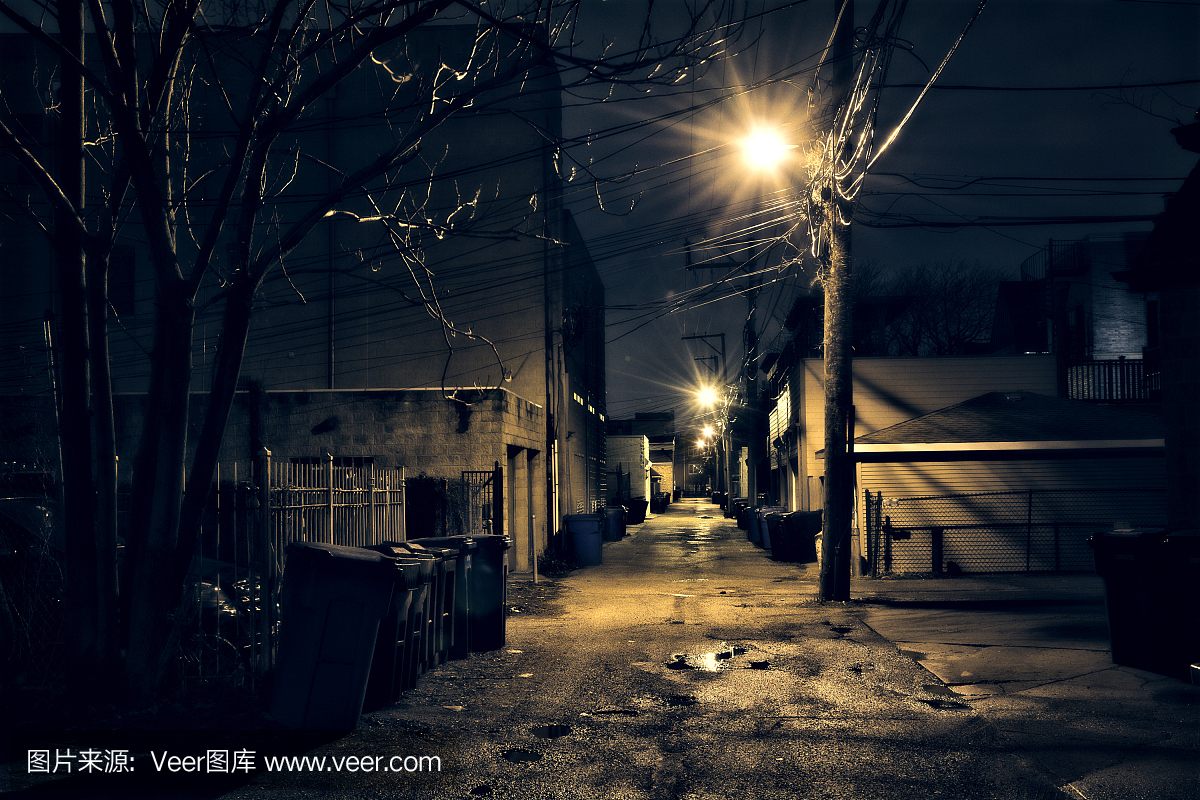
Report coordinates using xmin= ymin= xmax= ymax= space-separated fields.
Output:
xmin=819 ymin=0 xmax=856 ymax=602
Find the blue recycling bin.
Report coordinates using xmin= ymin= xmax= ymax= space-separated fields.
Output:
xmin=566 ymin=514 xmax=603 ymax=567
xmin=270 ymin=541 xmax=395 ymax=730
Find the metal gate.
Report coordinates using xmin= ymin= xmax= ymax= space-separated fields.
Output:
xmin=462 ymin=462 xmax=503 ymax=537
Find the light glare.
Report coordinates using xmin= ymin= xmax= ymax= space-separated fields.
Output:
xmin=741 ymin=129 xmax=794 ymax=171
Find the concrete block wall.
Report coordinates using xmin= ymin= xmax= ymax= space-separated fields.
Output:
xmin=107 ymin=387 xmax=543 ymax=487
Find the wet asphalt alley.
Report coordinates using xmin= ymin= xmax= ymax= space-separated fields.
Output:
xmin=221 ymin=498 xmax=1065 ymax=800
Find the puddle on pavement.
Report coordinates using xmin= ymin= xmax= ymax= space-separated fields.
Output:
xmin=501 ymin=749 xmax=543 ymax=763
xmin=917 ymin=685 xmax=971 ymax=710
xmin=662 ymin=694 xmax=698 ymax=707
xmin=666 ymin=645 xmax=748 ymax=671
xmin=531 ymin=724 xmax=572 ymax=739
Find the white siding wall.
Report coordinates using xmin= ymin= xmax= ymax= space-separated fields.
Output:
xmin=607 ymin=435 xmax=651 ymax=501
xmin=798 ymin=355 xmax=1059 ymax=511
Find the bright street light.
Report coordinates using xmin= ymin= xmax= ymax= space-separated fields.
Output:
xmin=740 ymin=127 xmax=796 ymax=172
xmin=702 ymin=425 xmax=714 ymax=438
xmin=696 ymin=386 xmax=719 ymax=408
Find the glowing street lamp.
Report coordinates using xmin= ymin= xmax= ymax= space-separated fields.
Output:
xmin=740 ymin=127 xmax=797 ymax=173
xmin=696 ymin=385 xmax=719 ymax=409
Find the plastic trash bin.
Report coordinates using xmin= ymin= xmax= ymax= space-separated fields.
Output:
xmin=363 ymin=557 xmax=419 ymax=711
xmin=602 ymin=505 xmax=626 ymax=541
xmin=270 ymin=541 xmax=395 ymax=730
xmin=753 ymin=507 xmax=786 ymax=549
xmin=399 ymin=542 xmax=455 ymax=668
xmin=566 ymin=513 xmax=603 ymax=567
xmin=1165 ymin=531 xmax=1200 ymax=678
xmin=467 ymin=534 xmax=512 ymax=652
xmin=776 ymin=511 xmax=821 ymax=563
xmin=410 ymin=536 xmax=477 ymax=659
xmin=367 ymin=544 xmax=434 ymax=690
xmin=765 ymin=511 xmax=787 ymax=553
xmin=627 ymin=498 xmax=648 ymax=525
xmin=1089 ymin=529 xmax=1170 ymax=674
xmin=376 ymin=543 xmax=444 ymax=675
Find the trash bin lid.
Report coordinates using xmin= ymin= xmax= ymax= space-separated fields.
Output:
xmin=414 ymin=535 xmax=479 ymax=553
xmin=288 ymin=540 xmax=392 ymax=564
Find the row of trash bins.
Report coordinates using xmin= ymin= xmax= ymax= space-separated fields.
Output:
xmin=269 ymin=535 xmax=512 ymax=730
xmin=562 ymin=494 xmax=668 ymax=568
xmin=717 ymin=495 xmax=821 ymax=563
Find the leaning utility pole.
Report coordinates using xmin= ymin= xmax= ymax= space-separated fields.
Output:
xmin=819 ymin=0 xmax=856 ymax=602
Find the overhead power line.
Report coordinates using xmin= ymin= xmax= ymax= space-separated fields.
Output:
xmin=881 ymin=78 xmax=1200 ymax=91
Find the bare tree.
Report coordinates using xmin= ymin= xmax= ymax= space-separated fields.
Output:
xmin=887 ymin=260 xmax=1005 ymax=356
xmin=0 ymin=0 xmax=743 ymax=705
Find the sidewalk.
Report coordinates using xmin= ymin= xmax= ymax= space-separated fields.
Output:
xmin=849 ymin=570 xmax=1200 ymax=800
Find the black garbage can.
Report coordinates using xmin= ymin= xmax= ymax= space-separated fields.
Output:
xmin=270 ymin=541 xmax=395 ymax=730
xmin=602 ymin=505 xmax=626 ymax=541
xmin=367 ymin=543 xmax=436 ymax=687
xmin=735 ymin=501 xmax=750 ymax=530
xmin=1164 ymin=531 xmax=1200 ymax=678
xmin=392 ymin=544 xmax=451 ymax=669
xmin=468 ymin=534 xmax=512 ymax=652
xmin=765 ymin=511 xmax=787 ymax=552
xmin=627 ymin=498 xmax=648 ymax=525
xmin=364 ymin=557 xmax=419 ymax=711
xmin=1089 ymin=529 xmax=1171 ymax=674
xmin=408 ymin=536 xmax=477 ymax=660
xmin=775 ymin=511 xmax=820 ymax=563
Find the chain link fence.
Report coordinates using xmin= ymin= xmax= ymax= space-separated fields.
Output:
xmin=865 ymin=488 xmax=1168 ymax=575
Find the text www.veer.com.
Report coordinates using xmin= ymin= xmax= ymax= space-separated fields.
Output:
xmin=262 ymin=754 xmax=441 ymax=773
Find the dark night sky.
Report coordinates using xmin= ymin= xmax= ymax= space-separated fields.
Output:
xmin=560 ymin=0 xmax=1200 ymax=426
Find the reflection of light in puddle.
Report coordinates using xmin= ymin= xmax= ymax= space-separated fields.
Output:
xmin=668 ymin=653 xmax=723 ymax=671
xmin=666 ymin=646 xmax=747 ymax=672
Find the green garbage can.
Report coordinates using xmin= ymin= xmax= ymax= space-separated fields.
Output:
xmin=776 ymin=511 xmax=821 ymax=563
xmin=627 ymin=498 xmax=648 ymax=524
xmin=270 ymin=541 xmax=395 ymax=730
